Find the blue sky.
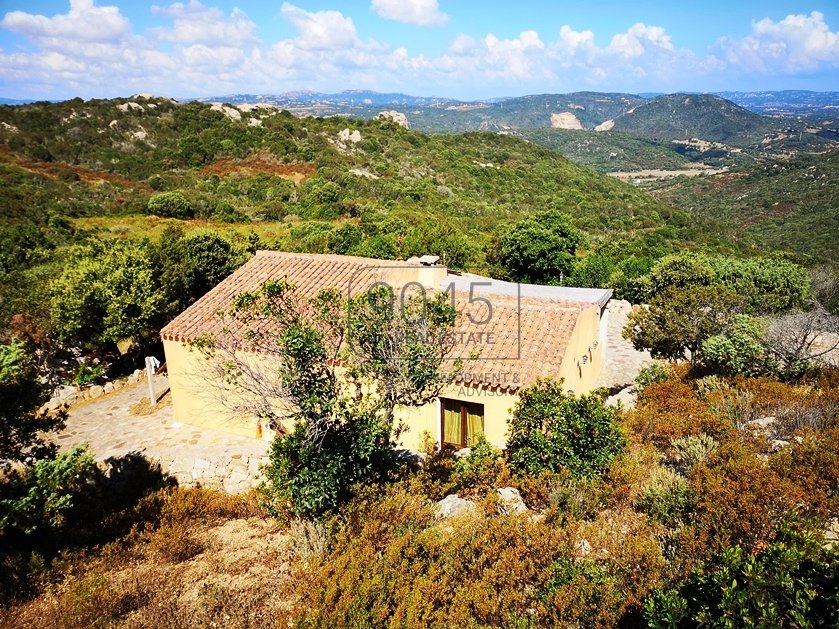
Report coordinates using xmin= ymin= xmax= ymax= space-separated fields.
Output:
xmin=1 ymin=0 xmax=838 ymax=100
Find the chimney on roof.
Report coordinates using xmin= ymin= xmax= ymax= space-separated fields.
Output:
xmin=405 ymin=255 xmax=446 ymax=287
xmin=418 ymin=255 xmax=440 ymax=266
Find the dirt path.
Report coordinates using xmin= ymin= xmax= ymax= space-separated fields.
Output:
xmin=596 ymin=299 xmax=653 ymax=391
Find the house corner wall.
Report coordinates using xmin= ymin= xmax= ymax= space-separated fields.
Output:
xmin=163 ymin=339 xmax=262 ymax=439
xmin=557 ymin=304 xmax=606 ymax=394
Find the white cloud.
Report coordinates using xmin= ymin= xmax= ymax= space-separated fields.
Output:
xmin=370 ymin=0 xmax=448 ymax=27
xmin=151 ymin=1 xmax=257 ymax=46
xmin=1 ymin=2 xmax=837 ymax=101
xmin=280 ymin=2 xmax=360 ymax=51
xmin=608 ymin=23 xmax=674 ymax=59
xmin=1 ymin=0 xmax=129 ymax=45
xmin=719 ymin=11 xmax=839 ymax=73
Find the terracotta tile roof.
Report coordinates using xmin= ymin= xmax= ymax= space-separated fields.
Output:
xmin=161 ymin=251 xmax=408 ymax=344
xmin=161 ymin=251 xmax=593 ymax=392
xmin=446 ymin=292 xmax=581 ymax=392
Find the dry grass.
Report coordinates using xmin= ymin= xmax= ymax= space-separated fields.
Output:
xmin=129 ymin=389 xmax=172 ymax=416
xmin=201 ymin=155 xmax=316 ymax=185
xmin=1 ymin=488 xmax=293 ymax=629
xmin=69 ymin=216 xmax=292 ymax=244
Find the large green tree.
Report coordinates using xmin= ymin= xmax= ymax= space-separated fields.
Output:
xmin=158 ymin=227 xmax=249 ymax=314
xmin=623 ymin=286 xmax=744 ymax=362
xmin=50 ymin=240 xmax=166 ymax=351
xmin=496 ymin=210 xmax=583 ymax=284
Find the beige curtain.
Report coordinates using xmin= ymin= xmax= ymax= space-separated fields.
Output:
xmin=443 ymin=400 xmax=461 ymax=445
xmin=466 ymin=403 xmax=484 ymax=445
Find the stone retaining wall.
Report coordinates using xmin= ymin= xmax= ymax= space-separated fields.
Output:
xmin=41 ymin=368 xmax=149 ymax=414
xmin=155 ymin=451 xmax=270 ymax=494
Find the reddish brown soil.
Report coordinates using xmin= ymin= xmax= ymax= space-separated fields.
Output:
xmin=202 ymin=156 xmax=316 ymax=184
xmin=0 ymin=145 xmax=150 ymax=191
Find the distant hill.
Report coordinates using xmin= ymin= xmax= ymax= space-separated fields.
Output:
xmin=513 ymin=128 xmax=696 ymax=173
xmin=0 ymin=96 xmax=726 ymax=270
xmin=652 ymin=150 xmax=839 ymax=262
xmin=198 ymin=90 xmax=463 ymax=109
xmin=715 ymin=90 xmax=839 ymax=119
xmin=605 ymin=93 xmax=776 ymax=144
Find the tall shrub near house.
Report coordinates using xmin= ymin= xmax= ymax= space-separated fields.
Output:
xmin=507 ymin=379 xmax=625 ymax=479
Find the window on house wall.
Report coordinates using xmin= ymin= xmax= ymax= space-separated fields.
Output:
xmin=440 ymin=398 xmax=484 ymax=448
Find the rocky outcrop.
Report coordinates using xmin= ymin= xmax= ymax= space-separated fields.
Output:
xmin=550 ymin=112 xmax=583 ymax=130
xmin=435 ymin=494 xmax=479 ymax=519
xmin=375 ymin=110 xmax=410 ymax=128
xmin=496 ymin=487 xmax=528 ymax=515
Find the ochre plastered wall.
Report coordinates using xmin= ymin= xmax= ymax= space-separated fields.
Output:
xmin=163 ymin=301 xmax=608 ymax=449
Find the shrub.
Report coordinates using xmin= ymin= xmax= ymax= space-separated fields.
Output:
xmin=687 ymin=443 xmax=808 ymax=554
xmin=448 ymin=435 xmax=504 ymax=495
xmin=507 ymin=379 xmax=626 ymax=479
xmin=701 ymin=314 xmax=773 ymax=377
xmin=635 ymin=468 xmax=692 ymax=525
xmin=771 ymin=426 xmax=839 ymax=519
xmin=73 ymin=361 xmax=104 ymax=386
xmin=292 ymin=485 xmax=579 ymax=627
xmin=146 ymin=191 xmax=193 ymax=219
xmin=262 ymin=407 xmax=395 ymax=518
xmin=693 ymin=374 xmax=729 ymax=399
xmin=0 ymin=340 xmax=64 ymax=468
xmin=644 ymin=525 xmax=839 ymax=627
xmin=627 ymin=375 xmax=732 ymax=449
xmin=289 ymin=517 xmax=333 ymax=562
xmin=0 ymin=446 xmax=97 ymax=535
xmin=635 ymin=361 xmax=674 ymax=393
xmin=670 ymin=433 xmax=718 ymax=473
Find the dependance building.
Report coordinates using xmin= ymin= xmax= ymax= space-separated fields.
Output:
xmin=160 ymin=251 xmax=612 ymax=451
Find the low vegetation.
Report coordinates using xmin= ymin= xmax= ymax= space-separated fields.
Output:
xmin=2 ymin=94 xmax=839 ymax=627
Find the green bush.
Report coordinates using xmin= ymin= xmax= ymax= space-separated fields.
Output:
xmin=146 ymin=191 xmax=193 ymax=219
xmin=645 ymin=252 xmax=715 ymax=299
xmin=644 ymin=525 xmax=839 ymax=627
xmin=701 ymin=314 xmax=772 ymax=377
xmin=72 ymin=362 xmax=104 ymax=386
xmin=0 ymin=446 xmax=97 ymax=535
xmin=449 ymin=434 xmax=504 ymax=493
xmin=635 ymin=361 xmax=674 ymax=393
xmin=262 ymin=406 xmax=395 ymax=518
xmin=507 ymin=379 xmax=626 ymax=479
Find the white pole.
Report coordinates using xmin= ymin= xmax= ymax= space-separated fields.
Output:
xmin=145 ymin=357 xmax=156 ymax=405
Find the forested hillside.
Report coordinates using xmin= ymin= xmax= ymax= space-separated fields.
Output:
xmin=652 ymin=150 xmax=839 ymax=262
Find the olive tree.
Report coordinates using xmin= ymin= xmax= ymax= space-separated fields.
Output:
xmin=50 ymin=240 xmax=166 ymax=351
xmin=496 ymin=210 xmax=583 ymax=284
xmin=623 ymin=286 xmax=744 ymax=362
xmin=191 ymin=280 xmax=462 ymax=516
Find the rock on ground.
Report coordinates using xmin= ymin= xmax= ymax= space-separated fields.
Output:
xmin=435 ymin=494 xmax=479 ymax=519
